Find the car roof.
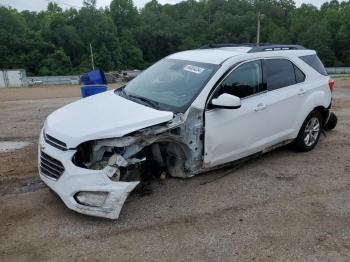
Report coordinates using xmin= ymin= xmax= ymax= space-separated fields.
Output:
xmin=167 ymin=48 xmax=250 ymax=65
xmin=167 ymin=44 xmax=315 ymax=65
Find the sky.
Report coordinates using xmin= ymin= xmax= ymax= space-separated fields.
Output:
xmin=0 ymin=0 xmax=335 ymax=11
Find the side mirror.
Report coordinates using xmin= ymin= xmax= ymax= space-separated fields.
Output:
xmin=211 ymin=93 xmax=241 ymax=109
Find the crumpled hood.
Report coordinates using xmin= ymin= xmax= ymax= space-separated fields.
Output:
xmin=44 ymin=90 xmax=174 ymax=148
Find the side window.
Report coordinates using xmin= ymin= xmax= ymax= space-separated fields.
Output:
xmin=299 ymin=54 xmax=328 ymax=76
xmin=217 ymin=60 xmax=263 ymax=99
xmin=294 ymin=65 xmax=305 ymax=83
xmin=265 ymin=59 xmax=296 ymax=91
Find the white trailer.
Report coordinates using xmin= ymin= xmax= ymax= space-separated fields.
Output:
xmin=0 ymin=69 xmax=27 ymax=88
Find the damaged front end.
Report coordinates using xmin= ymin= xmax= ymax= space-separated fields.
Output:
xmin=40 ymin=108 xmax=205 ymax=219
xmin=73 ymin=107 xmax=205 ymax=177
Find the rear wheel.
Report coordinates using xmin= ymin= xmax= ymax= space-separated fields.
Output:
xmin=294 ymin=110 xmax=322 ymax=152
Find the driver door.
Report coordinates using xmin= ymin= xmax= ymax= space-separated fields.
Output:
xmin=204 ymin=59 xmax=271 ymax=167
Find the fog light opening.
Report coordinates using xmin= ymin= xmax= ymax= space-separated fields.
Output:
xmin=74 ymin=191 xmax=108 ymax=207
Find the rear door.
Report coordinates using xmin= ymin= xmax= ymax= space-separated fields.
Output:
xmin=260 ymin=58 xmax=307 ymax=145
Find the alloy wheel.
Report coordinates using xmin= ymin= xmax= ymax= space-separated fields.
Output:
xmin=304 ymin=117 xmax=320 ymax=147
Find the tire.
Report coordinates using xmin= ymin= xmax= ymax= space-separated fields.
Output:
xmin=324 ymin=112 xmax=337 ymax=130
xmin=294 ymin=110 xmax=322 ymax=152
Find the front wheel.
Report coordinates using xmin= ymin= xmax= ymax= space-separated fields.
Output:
xmin=293 ymin=110 xmax=322 ymax=152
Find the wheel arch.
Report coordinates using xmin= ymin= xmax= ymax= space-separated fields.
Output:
xmin=292 ymin=89 xmax=331 ymax=138
xmin=313 ymin=105 xmax=330 ymax=126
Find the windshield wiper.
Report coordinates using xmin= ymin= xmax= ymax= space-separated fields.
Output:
xmin=116 ymin=86 xmax=128 ymax=98
xmin=128 ymin=94 xmax=160 ymax=109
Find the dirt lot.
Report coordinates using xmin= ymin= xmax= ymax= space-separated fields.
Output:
xmin=0 ymin=82 xmax=350 ymax=261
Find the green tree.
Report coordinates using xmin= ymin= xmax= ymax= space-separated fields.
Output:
xmin=0 ymin=0 xmax=349 ymax=75
xmin=39 ymin=48 xmax=72 ymax=75
xmin=110 ymin=0 xmax=138 ymax=32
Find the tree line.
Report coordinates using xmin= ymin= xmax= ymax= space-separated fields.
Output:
xmin=0 ymin=0 xmax=349 ymax=76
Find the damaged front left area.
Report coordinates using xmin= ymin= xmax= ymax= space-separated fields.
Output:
xmin=39 ymin=129 xmax=140 ymax=219
xmin=38 ymin=109 xmax=204 ymax=219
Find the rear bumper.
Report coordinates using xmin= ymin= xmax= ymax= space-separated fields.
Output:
xmin=38 ymin=130 xmax=139 ymax=219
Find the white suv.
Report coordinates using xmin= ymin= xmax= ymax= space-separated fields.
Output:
xmin=39 ymin=44 xmax=336 ymax=219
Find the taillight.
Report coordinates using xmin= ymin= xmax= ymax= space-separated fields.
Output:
xmin=329 ymin=79 xmax=335 ymax=93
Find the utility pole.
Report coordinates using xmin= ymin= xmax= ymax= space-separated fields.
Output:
xmin=256 ymin=12 xmax=265 ymax=46
xmin=256 ymin=11 xmax=261 ymax=46
xmin=89 ymin=43 xmax=95 ymax=70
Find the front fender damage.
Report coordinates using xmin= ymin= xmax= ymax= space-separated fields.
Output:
xmin=70 ymin=108 xmax=205 ymax=219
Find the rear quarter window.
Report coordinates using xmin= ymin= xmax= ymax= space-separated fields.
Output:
xmin=299 ymin=54 xmax=328 ymax=76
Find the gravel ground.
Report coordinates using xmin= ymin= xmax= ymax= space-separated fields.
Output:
xmin=0 ymin=82 xmax=349 ymax=261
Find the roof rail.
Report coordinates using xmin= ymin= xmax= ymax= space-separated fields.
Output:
xmin=199 ymin=43 xmax=306 ymax=52
xmin=199 ymin=43 xmax=273 ymax=49
xmin=248 ymin=45 xmax=306 ymax=53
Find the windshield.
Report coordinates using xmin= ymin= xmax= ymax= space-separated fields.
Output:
xmin=119 ymin=59 xmax=220 ymax=112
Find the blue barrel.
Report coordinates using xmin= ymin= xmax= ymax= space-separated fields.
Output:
xmin=81 ymin=85 xmax=108 ymax=98
xmin=80 ymin=69 xmax=106 ymax=85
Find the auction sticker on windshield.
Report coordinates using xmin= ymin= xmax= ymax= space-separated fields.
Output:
xmin=184 ymin=65 xmax=205 ymax=74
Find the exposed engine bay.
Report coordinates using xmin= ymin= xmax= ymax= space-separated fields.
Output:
xmin=72 ymin=108 xmax=205 ymax=190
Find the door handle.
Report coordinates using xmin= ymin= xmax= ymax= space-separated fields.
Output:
xmin=254 ymin=103 xmax=267 ymax=112
xmin=298 ymin=88 xmax=306 ymax=95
